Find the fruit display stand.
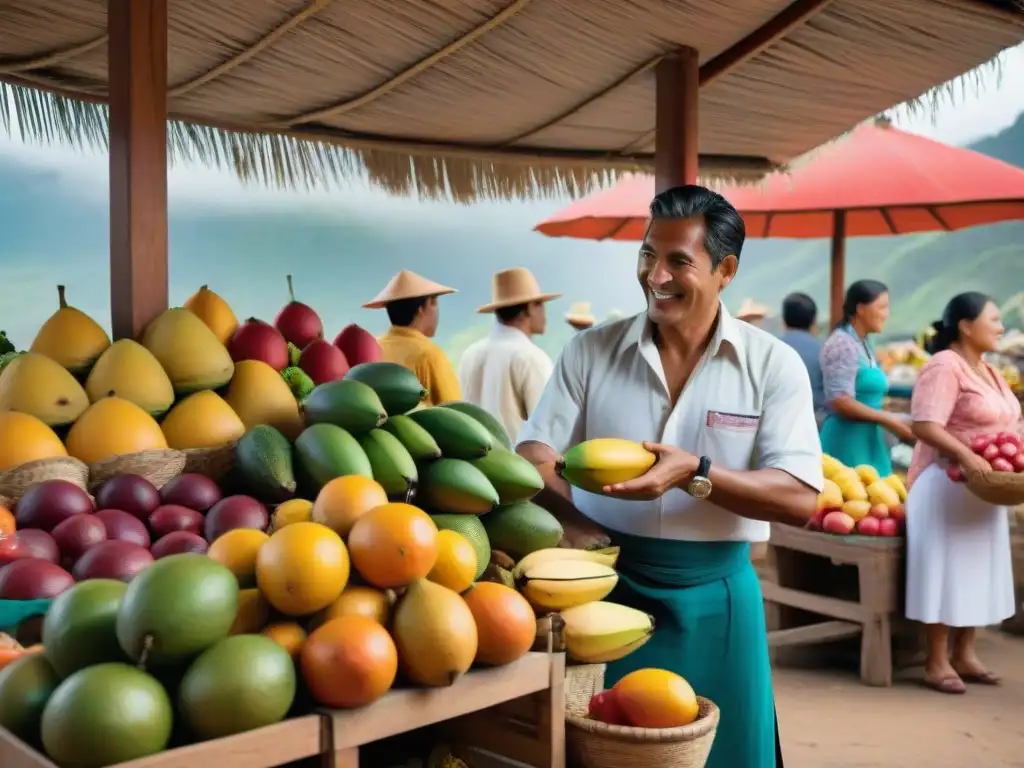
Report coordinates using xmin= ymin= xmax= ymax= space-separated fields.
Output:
xmin=760 ymin=523 xmax=916 ymax=687
xmin=0 ymin=715 xmax=328 ymax=768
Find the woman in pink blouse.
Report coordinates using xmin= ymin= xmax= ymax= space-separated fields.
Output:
xmin=905 ymin=292 xmax=1021 ymax=695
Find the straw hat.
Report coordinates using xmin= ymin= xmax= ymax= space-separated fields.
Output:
xmin=477 ymin=267 xmax=562 ymax=314
xmin=363 ymin=270 xmax=456 ymax=309
xmin=566 ymin=301 xmax=596 ymax=329
xmin=736 ymin=298 xmax=770 ymax=321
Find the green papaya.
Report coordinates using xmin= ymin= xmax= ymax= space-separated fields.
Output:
xmin=293 ymin=424 xmax=372 ymax=494
xmin=235 ymin=425 xmax=296 ymax=503
xmin=419 ymin=458 xmax=498 ymax=515
xmin=344 ymin=362 xmax=427 ymax=415
xmin=408 ymin=407 xmax=493 ymax=459
xmin=381 ymin=414 xmax=442 ymax=461
xmin=441 ymin=401 xmax=512 ymax=450
xmin=303 ymin=379 xmax=387 ymax=433
xmin=471 ymin=449 xmax=543 ymax=504
xmin=359 ymin=428 xmax=417 ymax=499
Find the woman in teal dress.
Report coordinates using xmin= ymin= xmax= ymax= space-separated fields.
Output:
xmin=819 ymin=280 xmax=914 ymax=474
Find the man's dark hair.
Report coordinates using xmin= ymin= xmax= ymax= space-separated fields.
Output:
xmin=495 ymin=303 xmax=529 ymax=323
xmin=781 ymin=292 xmax=817 ymax=330
xmin=648 ymin=185 xmax=746 ymax=269
xmin=386 ymin=296 xmax=429 ymax=327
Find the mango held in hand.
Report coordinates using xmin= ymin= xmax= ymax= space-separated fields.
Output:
xmin=559 ymin=438 xmax=656 ymax=494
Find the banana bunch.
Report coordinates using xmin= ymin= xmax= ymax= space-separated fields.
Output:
xmin=512 ymin=546 xmax=655 ymax=664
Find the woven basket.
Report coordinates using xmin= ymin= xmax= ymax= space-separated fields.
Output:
xmin=564 ymin=664 xmax=719 ymax=768
xmin=0 ymin=457 xmax=89 ymax=504
xmin=183 ymin=441 xmax=237 ymax=482
xmin=964 ymin=468 xmax=1024 ymax=506
xmin=89 ymin=449 xmax=187 ymax=491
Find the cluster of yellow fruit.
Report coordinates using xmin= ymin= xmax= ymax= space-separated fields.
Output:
xmin=0 ymin=285 xmax=302 ymax=476
xmin=810 ymin=456 xmax=907 ymax=537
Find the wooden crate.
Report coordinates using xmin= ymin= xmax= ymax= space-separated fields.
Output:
xmin=0 ymin=715 xmax=327 ymax=768
xmin=323 ymin=651 xmax=566 ymax=768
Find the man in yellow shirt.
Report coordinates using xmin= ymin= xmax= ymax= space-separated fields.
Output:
xmin=363 ymin=270 xmax=461 ymax=405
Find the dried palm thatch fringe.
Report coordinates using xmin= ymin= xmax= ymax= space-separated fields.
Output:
xmin=0 ymin=47 xmax=1010 ymax=203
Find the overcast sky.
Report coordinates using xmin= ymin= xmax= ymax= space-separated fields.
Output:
xmin=0 ymin=43 xmax=1022 ymax=219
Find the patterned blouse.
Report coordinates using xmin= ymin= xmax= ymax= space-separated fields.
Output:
xmin=820 ymin=327 xmax=875 ymax=406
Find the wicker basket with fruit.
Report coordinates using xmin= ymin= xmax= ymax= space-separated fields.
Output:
xmin=947 ymin=432 xmax=1024 ymax=506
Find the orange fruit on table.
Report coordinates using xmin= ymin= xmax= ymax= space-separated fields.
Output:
xmin=0 ymin=505 xmax=15 ymax=540
xmin=256 ymin=521 xmax=350 ymax=616
xmin=300 ymin=614 xmax=397 ymax=708
xmin=427 ymin=530 xmax=477 ymax=594
xmin=347 ymin=502 xmax=438 ymax=589
xmin=207 ymin=528 xmax=269 ymax=587
xmin=317 ymin=586 xmax=393 ymax=628
xmin=462 ymin=582 xmax=536 ymax=666
xmin=312 ymin=475 xmax=388 ymax=538
xmin=613 ymin=668 xmax=699 ymax=728
xmin=263 ymin=621 xmax=308 ymax=659
xmin=0 ymin=411 xmax=68 ymax=472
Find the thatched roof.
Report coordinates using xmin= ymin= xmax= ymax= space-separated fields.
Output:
xmin=1 ymin=0 xmax=1023 ymax=201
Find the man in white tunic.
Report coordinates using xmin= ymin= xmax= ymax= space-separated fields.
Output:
xmin=516 ymin=186 xmax=822 ymax=768
xmin=459 ymin=267 xmax=560 ymax=442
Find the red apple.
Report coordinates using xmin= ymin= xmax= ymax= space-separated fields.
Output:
xmin=0 ymin=537 xmax=27 ymax=567
xmin=1000 ymin=441 xmax=1019 ymax=459
xmin=970 ymin=434 xmax=994 ymax=454
xmin=855 ymin=516 xmax=880 ymax=536
xmin=982 ymin=443 xmax=1001 ymax=462
xmin=868 ymin=503 xmax=889 ymax=519
xmin=1012 ymin=453 xmax=1024 ymax=473
xmin=996 ymin=432 xmax=1021 ymax=449
xmin=946 ymin=465 xmax=964 ymax=483
xmin=229 ymin=319 xmax=289 ymax=371
xmin=991 ymin=457 xmax=1014 ymax=473
xmin=588 ymin=690 xmax=630 ymax=726
xmin=806 ymin=510 xmax=826 ymax=531
xmin=888 ymin=504 xmax=906 ymax=521
xmin=274 ymin=275 xmax=323 ymax=350
xmin=877 ymin=517 xmax=900 ymax=537
xmin=334 ymin=324 xmax=383 ymax=366
xmin=298 ymin=339 xmax=350 ymax=385
xmin=822 ymin=511 xmax=855 ymax=535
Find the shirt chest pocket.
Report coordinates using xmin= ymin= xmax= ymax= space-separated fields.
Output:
xmin=696 ymin=410 xmax=761 ymax=470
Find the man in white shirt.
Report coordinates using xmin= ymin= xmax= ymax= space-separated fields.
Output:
xmin=517 ymin=185 xmax=822 ymax=768
xmin=459 ymin=267 xmax=559 ymax=442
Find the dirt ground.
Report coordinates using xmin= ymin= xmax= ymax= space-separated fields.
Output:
xmin=775 ymin=630 xmax=1024 ymax=767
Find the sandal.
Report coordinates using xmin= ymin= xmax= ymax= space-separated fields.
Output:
xmin=923 ymin=675 xmax=966 ymax=694
xmin=958 ymin=670 xmax=1001 ymax=686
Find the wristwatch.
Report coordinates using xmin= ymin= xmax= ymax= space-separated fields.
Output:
xmin=687 ymin=456 xmax=713 ymax=499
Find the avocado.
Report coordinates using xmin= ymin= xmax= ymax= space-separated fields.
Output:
xmin=235 ymin=425 xmax=297 ymax=503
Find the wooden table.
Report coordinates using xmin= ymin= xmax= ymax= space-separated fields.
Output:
xmin=760 ymin=524 xmax=907 ymax=687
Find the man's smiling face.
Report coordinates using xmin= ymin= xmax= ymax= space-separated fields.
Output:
xmin=637 ymin=216 xmax=736 ymax=327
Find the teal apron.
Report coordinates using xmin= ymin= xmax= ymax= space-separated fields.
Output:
xmin=819 ymin=327 xmax=891 ymax=475
xmin=604 ymin=533 xmax=779 ymax=768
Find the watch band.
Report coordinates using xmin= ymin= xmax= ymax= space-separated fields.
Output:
xmin=696 ymin=455 xmax=711 ymax=478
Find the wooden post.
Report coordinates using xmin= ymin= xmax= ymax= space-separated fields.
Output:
xmin=654 ymin=47 xmax=700 ymax=193
xmin=108 ymin=0 xmax=169 ymax=340
xmin=829 ymin=211 xmax=847 ymax=329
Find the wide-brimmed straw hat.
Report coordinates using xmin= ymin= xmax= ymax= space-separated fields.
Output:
xmin=736 ymin=297 xmax=770 ymax=321
xmin=363 ymin=270 xmax=457 ymax=309
xmin=565 ymin=301 xmax=596 ymax=329
xmin=476 ymin=267 xmax=562 ymax=314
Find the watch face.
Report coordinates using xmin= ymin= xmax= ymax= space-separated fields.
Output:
xmin=690 ymin=476 xmax=712 ymax=499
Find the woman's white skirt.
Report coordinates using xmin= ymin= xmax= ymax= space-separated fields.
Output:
xmin=905 ymin=463 xmax=1016 ymax=627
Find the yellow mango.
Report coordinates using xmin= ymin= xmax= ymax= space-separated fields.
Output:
xmin=833 ymin=469 xmax=867 ymax=502
xmin=817 ymin=479 xmax=844 ymax=511
xmin=854 ymin=464 xmax=880 ymax=486
xmin=841 ymin=500 xmax=872 ymax=522
xmin=821 ymin=454 xmax=844 ymax=480
xmin=866 ymin=480 xmax=900 ymax=508
xmin=883 ymin=474 xmax=907 ymax=502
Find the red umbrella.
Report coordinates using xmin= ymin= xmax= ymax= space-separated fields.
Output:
xmin=535 ymin=118 xmax=1024 ymax=326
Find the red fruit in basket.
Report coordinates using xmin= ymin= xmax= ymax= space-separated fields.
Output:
xmin=854 ymin=516 xmax=880 ymax=536
xmin=51 ymin=515 xmax=108 ymax=565
xmin=274 ymin=275 xmax=324 ymax=350
xmin=148 ymin=505 xmax=204 ymax=538
xmin=299 ymin=339 xmax=350 ymax=385
xmin=229 ymin=319 xmax=289 ymax=371
xmin=204 ymin=495 xmax=269 ymax=543
xmin=805 ymin=509 xmax=825 ymax=531
xmin=888 ymin=504 xmax=906 ymax=520
xmin=0 ymin=537 xmax=27 ymax=567
xmin=877 ymin=517 xmax=900 ymax=537
xmin=996 ymin=432 xmax=1021 ymax=449
xmin=150 ymin=531 xmax=209 ymax=559
xmin=946 ymin=465 xmax=964 ymax=483
xmin=72 ymin=540 xmax=153 ymax=582
xmin=588 ymin=690 xmax=630 ymax=726
xmin=94 ymin=474 xmax=161 ymax=522
xmin=15 ymin=480 xmax=93 ymax=532
xmin=15 ymin=529 xmax=60 ymax=564
xmin=94 ymin=509 xmax=151 ymax=548
xmin=159 ymin=473 xmax=222 ymax=512
xmin=334 ymin=324 xmax=383 ymax=366
xmin=1012 ymin=453 xmax=1024 ymax=473
xmin=982 ymin=443 xmax=1000 ymax=462
xmin=1000 ymin=441 xmax=1019 ymax=459
xmin=970 ymin=434 xmax=995 ymax=454
xmin=822 ymin=511 xmax=855 ymax=535
xmin=0 ymin=558 xmax=74 ymax=599
xmin=991 ymin=457 xmax=1014 ymax=473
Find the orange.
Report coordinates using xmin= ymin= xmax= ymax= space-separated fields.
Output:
xmin=0 ymin=411 xmax=68 ymax=472
xmin=0 ymin=506 xmax=15 ymax=541
xmin=207 ymin=528 xmax=269 ymax=587
xmin=462 ymin=582 xmax=536 ymax=666
xmin=312 ymin=475 xmax=388 ymax=537
xmin=427 ymin=530 xmax=477 ymax=594
xmin=263 ymin=621 xmax=308 ymax=659
xmin=300 ymin=615 xmax=397 ymax=708
xmin=613 ymin=668 xmax=699 ymax=728
xmin=347 ymin=503 xmax=438 ymax=589
xmin=256 ymin=522 xmax=350 ymax=616
xmin=317 ymin=586 xmax=392 ymax=628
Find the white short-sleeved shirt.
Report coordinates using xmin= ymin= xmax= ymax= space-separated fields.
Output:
xmin=516 ymin=304 xmax=824 ymax=542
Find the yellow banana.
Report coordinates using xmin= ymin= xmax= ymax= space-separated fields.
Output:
xmin=512 ymin=546 xmax=619 ymax=580
xmin=559 ymin=438 xmax=656 ymax=494
xmin=520 ymin=560 xmax=618 ymax=611
xmin=560 ymin=601 xmax=655 ymax=663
